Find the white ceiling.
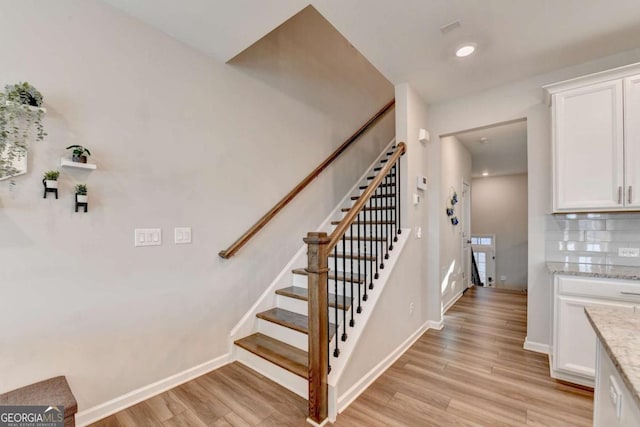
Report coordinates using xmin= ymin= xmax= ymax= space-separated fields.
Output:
xmin=455 ymin=120 xmax=527 ymax=178
xmin=101 ymin=0 xmax=640 ymax=104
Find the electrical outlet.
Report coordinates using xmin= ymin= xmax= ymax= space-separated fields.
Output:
xmin=416 ymin=227 xmax=422 ymax=239
xmin=618 ymin=247 xmax=640 ymax=257
xmin=409 ymin=302 xmax=415 ymax=315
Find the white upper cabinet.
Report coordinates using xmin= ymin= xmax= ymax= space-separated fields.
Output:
xmin=624 ymin=74 xmax=640 ymax=209
xmin=546 ymin=63 xmax=640 ymax=212
xmin=552 ymin=81 xmax=624 ymax=211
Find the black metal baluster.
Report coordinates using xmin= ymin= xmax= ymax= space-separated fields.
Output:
xmin=393 ymin=163 xmax=398 ymax=243
xmin=373 ymin=185 xmax=379 ymax=281
xmin=378 ymin=183 xmax=385 ymax=270
xmin=349 ymin=223 xmax=355 ymax=327
xmin=333 ymin=244 xmax=339 ymax=357
xmin=389 ymin=169 xmax=394 ymax=251
xmin=365 ymin=196 xmax=371 ymax=297
xmin=357 ymin=209 xmax=362 ymax=314
xmin=327 ymin=271 xmax=331 ymax=372
xmin=341 ymin=235 xmax=347 ymax=342
xmin=398 ymin=157 xmax=402 ymax=235
xmin=384 ymin=172 xmax=390 ymax=259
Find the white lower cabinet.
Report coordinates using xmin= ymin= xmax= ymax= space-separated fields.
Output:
xmin=552 ymin=275 xmax=640 ymax=386
xmin=594 ymin=341 xmax=640 ymax=426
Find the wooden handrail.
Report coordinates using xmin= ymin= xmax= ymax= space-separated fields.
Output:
xmin=219 ymin=99 xmax=395 ymax=259
xmin=326 ymin=142 xmax=406 ymax=253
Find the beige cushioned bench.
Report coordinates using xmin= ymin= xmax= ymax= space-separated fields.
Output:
xmin=0 ymin=376 xmax=77 ymax=427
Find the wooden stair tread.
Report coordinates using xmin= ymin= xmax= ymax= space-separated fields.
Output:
xmin=359 ymin=183 xmax=394 ymax=190
xmin=331 ymin=219 xmax=394 ymax=225
xmin=235 ymin=333 xmax=308 ymax=378
xmin=329 ymin=252 xmax=376 ymax=261
xmin=340 ymin=235 xmax=386 ymax=241
xmin=256 ymin=308 xmax=336 ymax=339
xmin=291 ymin=268 xmax=365 ymax=283
xmin=276 ymin=286 xmax=352 ymax=311
xmin=342 ymin=206 xmax=395 ymax=212
xmin=350 ymin=194 xmax=395 ymax=200
xmin=367 ymin=173 xmax=395 ymax=180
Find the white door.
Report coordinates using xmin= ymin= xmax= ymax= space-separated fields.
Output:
xmin=553 ymin=80 xmax=624 ymax=211
xmin=461 ymin=182 xmax=471 ymax=289
xmin=471 ymin=235 xmax=495 ymax=287
xmin=624 ymin=74 xmax=640 ymax=209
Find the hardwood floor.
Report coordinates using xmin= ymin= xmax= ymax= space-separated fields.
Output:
xmin=90 ymin=287 xmax=593 ymax=426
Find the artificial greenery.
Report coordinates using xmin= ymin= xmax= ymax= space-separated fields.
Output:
xmin=0 ymin=82 xmax=46 ymax=179
xmin=66 ymin=145 xmax=91 ymax=158
xmin=43 ymin=170 xmax=60 ymax=181
xmin=75 ymin=184 xmax=87 ymax=195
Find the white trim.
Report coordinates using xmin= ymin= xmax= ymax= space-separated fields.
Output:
xmin=426 ymin=319 xmax=444 ymax=330
xmin=523 ymin=337 xmax=550 ymax=354
xmin=74 ymin=353 xmax=231 ymax=426
xmin=306 ymin=417 xmax=331 ymax=427
xmin=327 ymin=230 xmax=410 ymax=388
xmin=442 ymin=290 xmax=463 ymax=314
xmin=336 ymin=320 xmax=430 ymax=414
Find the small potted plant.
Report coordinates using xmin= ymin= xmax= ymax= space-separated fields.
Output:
xmin=66 ymin=145 xmax=91 ymax=163
xmin=43 ymin=170 xmax=60 ymax=189
xmin=75 ymin=184 xmax=88 ymax=203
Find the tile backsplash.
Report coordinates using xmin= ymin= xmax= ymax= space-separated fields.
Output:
xmin=546 ymin=212 xmax=640 ymax=266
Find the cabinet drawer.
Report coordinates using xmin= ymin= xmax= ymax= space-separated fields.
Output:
xmin=558 ymin=275 xmax=640 ymax=300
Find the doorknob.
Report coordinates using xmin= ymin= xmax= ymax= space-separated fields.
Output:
xmin=466 ymin=240 xmax=472 ymax=244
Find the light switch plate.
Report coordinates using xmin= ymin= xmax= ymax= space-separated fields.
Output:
xmin=175 ymin=227 xmax=192 ymax=244
xmin=135 ymin=228 xmax=162 ymax=247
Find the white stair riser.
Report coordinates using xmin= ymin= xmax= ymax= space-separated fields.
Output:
xmin=328 ymin=256 xmax=391 ymax=274
xmin=335 ymin=224 xmax=397 ymax=238
xmin=277 ymin=295 xmax=344 ymax=324
xmin=291 ymin=274 xmax=369 ymax=296
xmin=235 ymin=346 xmax=308 ymax=399
xmin=257 ymin=318 xmax=308 ymax=351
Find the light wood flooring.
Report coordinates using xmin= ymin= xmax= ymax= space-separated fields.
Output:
xmin=90 ymin=287 xmax=593 ymax=426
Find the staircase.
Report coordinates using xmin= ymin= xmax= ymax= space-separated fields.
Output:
xmin=231 ymin=142 xmax=406 ymax=423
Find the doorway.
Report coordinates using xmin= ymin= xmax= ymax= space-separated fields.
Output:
xmin=447 ymin=119 xmax=528 ymax=291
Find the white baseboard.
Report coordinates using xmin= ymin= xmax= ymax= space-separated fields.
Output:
xmin=75 ymin=353 xmax=231 ymax=426
xmin=425 ymin=319 xmax=444 ymax=330
xmin=523 ymin=338 xmax=550 ymax=354
xmin=336 ymin=320 xmax=430 ymax=414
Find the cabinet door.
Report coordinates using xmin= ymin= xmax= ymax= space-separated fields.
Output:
xmin=624 ymin=75 xmax=640 ymax=209
xmin=555 ymin=296 xmax=634 ymax=379
xmin=553 ymin=80 xmax=624 ymax=211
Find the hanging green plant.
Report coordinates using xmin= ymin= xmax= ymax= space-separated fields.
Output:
xmin=0 ymin=82 xmax=47 ymax=180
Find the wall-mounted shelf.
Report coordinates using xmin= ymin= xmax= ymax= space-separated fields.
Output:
xmin=4 ymin=101 xmax=47 ymax=114
xmin=60 ymin=158 xmax=97 ymax=170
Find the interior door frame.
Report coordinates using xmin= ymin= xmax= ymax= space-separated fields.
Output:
xmin=461 ymin=180 xmax=472 ymax=289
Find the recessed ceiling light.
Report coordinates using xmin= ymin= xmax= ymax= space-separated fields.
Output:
xmin=482 ymin=172 xmax=489 ymax=176
xmin=479 ymin=137 xmax=488 ymax=143
xmin=456 ymin=43 xmax=477 ymax=58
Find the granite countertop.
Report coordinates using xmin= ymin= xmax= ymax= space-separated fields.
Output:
xmin=585 ymin=306 xmax=640 ymax=408
xmin=547 ymin=262 xmax=640 ymax=280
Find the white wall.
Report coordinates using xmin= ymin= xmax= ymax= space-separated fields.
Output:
xmin=472 ymin=173 xmax=528 ymax=289
xmin=426 ymin=48 xmax=640 ymax=350
xmin=440 ymin=136 xmax=471 ymax=308
xmin=336 ymin=84 xmax=436 ymax=397
xmin=0 ymin=0 xmax=394 ymax=411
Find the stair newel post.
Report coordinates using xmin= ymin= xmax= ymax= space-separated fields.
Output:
xmin=304 ymin=232 xmax=330 ymax=425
